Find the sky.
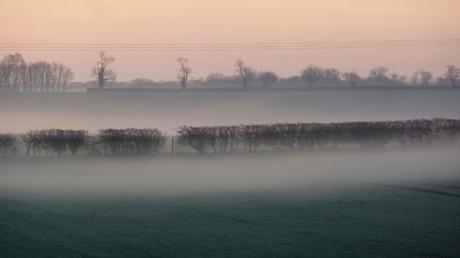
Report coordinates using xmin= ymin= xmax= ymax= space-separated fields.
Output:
xmin=1 ymin=0 xmax=459 ymax=81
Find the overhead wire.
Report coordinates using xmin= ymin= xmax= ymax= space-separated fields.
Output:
xmin=0 ymin=39 xmax=459 ymax=52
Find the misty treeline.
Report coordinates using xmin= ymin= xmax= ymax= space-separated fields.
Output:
xmin=0 ymin=53 xmax=74 ymax=92
xmin=201 ymin=62 xmax=460 ymax=88
xmin=88 ymin=62 xmax=460 ymax=90
xmin=2 ymin=52 xmax=460 ymax=91
xmin=1 ymin=119 xmax=459 ymax=157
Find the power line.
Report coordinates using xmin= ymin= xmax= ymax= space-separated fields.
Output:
xmin=0 ymin=39 xmax=459 ymax=52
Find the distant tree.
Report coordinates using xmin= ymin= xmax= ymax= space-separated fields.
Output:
xmin=0 ymin=53 xmax=73 ymax=92
xmin=26 ymin=61 xmax=53 ymax=92
xmin=436 ymin=76 xmax=449 ymax=87
xmin=301 ymin=65 xmax=323 ymax=87
xmin=206 ymin=73 xmax=225 ymax=82
xmin=390 ymin=73 xmax=406 ymax=85
xmin=411 ymin=71 xmax=420 ymax=86
xmin=204 ymin=73 xmax=236 ymax=86
xmin=258 ymin=71 xmax=279 ymax=88
xmin=91 ymin=51 xmax=116 ymax=89
xmin=128 ymin=78 xmax=157 ymax=88
xmin=280 ymin=75 xmax=303 ymax=85
xmin=0 ymin=53 xmax=27 ymax=91
xmin=0 ymin=134 xmax=16 ymax=156
xmin=50 ymin=62 xmax=74 ymax=92
xmin=177 ymin=57 xmax=192 ymax=89
xmin=419 ymin=70 xmax=432 ymax=86
xmin=26 ymin=62 xmax=48 ymax=92
xmin=60 ymin=65 xmax=74 ymax=92
xmin=235 ymin=58 xmax=256 ymax=88
xmin=341 ymin=72 xmax=361 ymax=87
xmin=368 ymin=66 xmax=390 ymax=82
xmin=24 ymin=62 xmax=38 ymax=91
xmin=322 ymin=68 xmax=340 ymax=81
xmin=412 ymin=69 xmax=432 ymax=86
xmin=445 ymin=65 xmax=460 ymax=87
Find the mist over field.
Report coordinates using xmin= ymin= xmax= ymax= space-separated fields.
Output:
xmin=1 ymin=89 xmax=459 ymax=134
xmin=1 ymin=145 xmax=460 ymax=257
xmin=1 ymin=147 xmax=459 ymax=198
xmin=1 ymin=88 xmax=460 ymax=257
xmin=1 ymin=0 xmax=460 ymax=256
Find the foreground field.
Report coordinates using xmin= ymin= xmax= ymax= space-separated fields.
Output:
xmin=1 ymin=148 xmax=459 ymax=257
xmin=1 ymin=182 xmax=460 ymax=258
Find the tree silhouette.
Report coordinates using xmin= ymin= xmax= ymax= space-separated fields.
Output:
xmin=177 ymin=57 xmax=192 ymax=89
xmin=445 ymin=65 xmax=460 ymax=87
xmin=235 ymin=58 xmax=256 ymax=88
xmin=91 ymin=51 xmax=116 ymax=89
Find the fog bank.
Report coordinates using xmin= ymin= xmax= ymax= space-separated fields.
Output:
xmin=1 ymin=90 xmax=459 ymax=134
xmin=1 ymin=147 xmax=459 ymax=198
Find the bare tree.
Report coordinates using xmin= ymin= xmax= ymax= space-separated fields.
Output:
xmin=51 ymin=62 xmax=60 ymax=91
xmin=412 ymin=70 xmax=433 ymax=86
xmin=258 ymin=71 xmax=278 ymax=88
xmin=411 ymin=71 xmax=420 ymax=86
xmin=59 ymin=64 xmax=74 ymax=92
xmin=301 ymin=65 xmax=323 ymax=87
xmin=26 ymin=61 xmax=53 ymax=92
xmin=25 ymin=62 xmax=38 ymax=91
xmin=91 ymin=51 xmax=116 ymax=89
xmin=49 ymin=62 xmax=74 ymax=92
xmin=235 ymin=58 xmax=256 ymax=88
xmin=368 ymin=66 xmax=390 ymax=82
xmin=127 ymin=78 xmax=158 ymax=88
xmin=445 ymin=65 xmax=460 ymax=87
xmin=177 ymin=57 xmax=192 ymax=89
xmin=341 ymin=72 xmax=361 ymax=87
xmin=206 ymin=73 xmax=225 ymax=82
xmin=419 ymin=70 xmax=432 ymax=86
xmin=0 ymin=52 xmax=73 ymax=92
xmin=323 ymin=68 xmax=340 ymax=81
xmin=390 ymin=73 xmax=406 ymax=85
xmin=0 ymin=53 xmax=27 ymax=91
xmin=25 ymin=62 xmax=47 ymax=92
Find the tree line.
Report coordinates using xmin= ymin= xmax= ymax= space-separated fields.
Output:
xmin=0 ymin=53 xmax=74 ymax=92
xmin=211 ymin=63 xmax=459 ymax=88
xmin=1 ymin=51 xmax=459 ymax=91
xmin=1 ymin=118 xmax=459 ymax=157
xmin=89 ymin=53 xmax=459 ymax=89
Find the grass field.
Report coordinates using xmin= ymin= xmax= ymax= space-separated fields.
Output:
xmin=1 ymin=183 xmax=460 ymax=258
xmin=1 ymin=148 xmax=459 ymax=257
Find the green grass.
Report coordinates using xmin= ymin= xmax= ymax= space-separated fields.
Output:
xmin=1 ymin=184 xmax=460 ymax=258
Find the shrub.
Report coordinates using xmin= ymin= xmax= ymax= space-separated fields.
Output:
xmin=0 ymin=134 xmax=17 ymax=156
xmin=97 ymin=128 xmax=165 ymax=155
xmin=21 ymin=129 xmax=87 ymax=156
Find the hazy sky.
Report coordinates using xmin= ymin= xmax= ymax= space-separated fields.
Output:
xmin=1 ymin=0 xmax=459 ymax=81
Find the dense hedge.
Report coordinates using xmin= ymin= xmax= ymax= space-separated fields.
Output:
xmin=21 ymin=129 xmax=87 ymax=156
xmin=0 ymin=134 xmax=16 ymax=156
xmin=95 ymin=128 xmax=165 ymax=155
xmin=1 ymin=119 xmax=459 ymax=157
xmin=177 ymin=119 xmax=460 ymax=153
xmin=18 ymin=128 xmax=165 ymax=156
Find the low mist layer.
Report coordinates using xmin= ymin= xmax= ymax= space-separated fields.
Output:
xmin=1 ymin=147 xmax=459 ymax=198
xmin=1 ymin=90 xmax=459 ymax=134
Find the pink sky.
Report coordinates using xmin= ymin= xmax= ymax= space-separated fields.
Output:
xmin=1 ymin=0 xmax=459 ymax=81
